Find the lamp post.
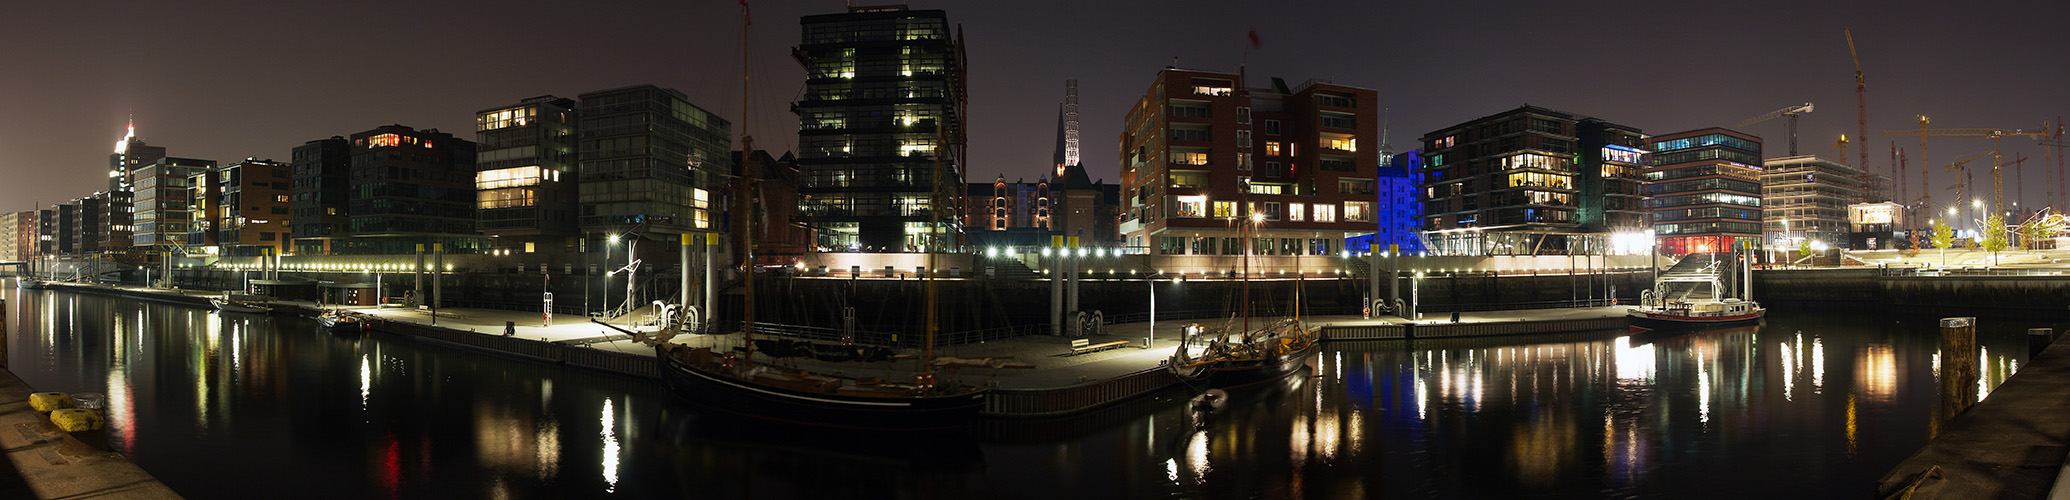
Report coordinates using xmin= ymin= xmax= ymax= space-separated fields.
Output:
xmin=1147 ymin=271 xmax=1165 ymax=349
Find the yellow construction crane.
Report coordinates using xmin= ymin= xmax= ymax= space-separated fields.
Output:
xmin=1736 ymin=102 xmax=1815 ymax=155
xmin=1832 ymin=134 xmax=1850 ymax=160
xmin=1845 ymin=29 xmax=1869 ymax=172
xmin=1881 ymin=127 xmax=2049 ymax=214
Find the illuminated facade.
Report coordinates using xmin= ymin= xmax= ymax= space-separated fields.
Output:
xmin=1418 ymin=106 xmax=1644 ymax=256
xmin=132 ymin=157 xmax=216 ymax=250
xmin=107 ymin=121 xmax=161 ymax=257
xmin=794 ymin=5 xmax=967 ymax=252
xmin=1371 ymin=151 xmax=1425 ymax=254
xmin=575 ymin=85 xmax=729 ymax=238
xmin=1762 ymin=155 xmax=1864 ymax=250
xmin=191 ymin=159 xmax=292 ymax=257
xmin=1119 ymin=68 xmax=1380 ymax=256
xmin=1644 ymin=128 xmax=1765 ymax=256
xmin=0 ymin=211 xmax=28 ymax=262
xmin=290 ymin=137 xmax=351 ymax=254
xmin=477 ymin=95 xmax=580 ymax=253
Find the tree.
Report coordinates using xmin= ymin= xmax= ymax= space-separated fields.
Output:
xmin=1796 ymin=240 xmax=1813 ymax=266
xmin=2021 ymin=219 xmax=2045 ymax=251
xmin=1932 ymin=219 xmax=1956 ymax=267
xmin=1981 ymin=214 xmax=2008 ymax=265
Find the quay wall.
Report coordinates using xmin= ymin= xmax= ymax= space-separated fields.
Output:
xmin=1754 ymin=269 xmax=2070 ymax=318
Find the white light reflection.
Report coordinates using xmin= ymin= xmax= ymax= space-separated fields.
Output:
xmin=1978 ymin=346 xmax=1990 ymax=402
xmin=1613 ymin=337 xmax=1654 ymax=382
xmin=1165 ymin=458 xmax=1179 ymax=483
xmin=1812 ymin=338 xmax=1825 ymax=394
xmin=1779 ymin=341 xmax=1796 ymax=401
xmin=601 ymin=399 xmax=620 ymax=493
xmin=1698 ymin=348 xmax=1711 ymax=425
xmin=1186 ymin=430 xmax=1210 ymax=481
xmin=359 ymin=355 xmax=372 ymax=414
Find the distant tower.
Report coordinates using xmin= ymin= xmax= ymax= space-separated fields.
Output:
xmin=1055 ymin=79 xmax=1080 ymax=177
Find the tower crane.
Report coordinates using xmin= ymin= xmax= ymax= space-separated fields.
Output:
xmin=1845 ymin=30 xmax=1869 ymax=173
xmin=1831 ymin=135 xmax=1849 ymax=161
xmin=1736 ymin=102 xmax=1815 ymax=155
xmin=1880 ymin=127 xmax=2048 ymax=215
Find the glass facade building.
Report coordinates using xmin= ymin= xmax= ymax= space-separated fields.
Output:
xmin=1762 ymin=155 xmax=1864 ymax=250
xmin=290 ymin=137 xmax=352 ymax=255
xmin=477 ymin=95 xmax=580 ymax=253
xmin=574 ymin=85 xmax=730 ymax=237
xmin=1644 ymin=128 xmax=1765 ymax=256
xmin=1418 ymin=106 xmax=1644 ymax=255
xmin=794 ymin=6 xmax=966 ymax=252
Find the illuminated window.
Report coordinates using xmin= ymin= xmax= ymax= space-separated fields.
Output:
xmin=1238 ymin=153 xmax=1252 ymax=171
xmin=1326 ymin=137 xmax=1357 ymax=151
xmin=1344 ymin=202 xmax=1371 ymax=222
xmin=1265 ymin=142 xmax=1282 ymax=156
xmin=1313 ymin=204 xmax=1337 ymax=222
xmin=275 ymin=195 xmax=290 ymax=203
xmin=477 ymin=166 xmax=543 ymax=190
xmin=1175 ymin=195 xmax=1206 ymax=217
xmin=1247 ymin=183 xmax=1283 ymax=195
xmin=1212 ymin=201 xmax=1237 ymax=218
xmin=363 ymin=134 xmax=402 ymax=148
xmin=1288 ymin=203 xmax=1306 ymax=221
xmin=478 ymin=188 xmax=536 ymax=209
xmin=478 ymin=106 xmax=536 ymax=131
xmin=1170 ymin=171 xmax=1210 ymax=188
xmin=1170 ymin=152 xmax=1209 ymax=165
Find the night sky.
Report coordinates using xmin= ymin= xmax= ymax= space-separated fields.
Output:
xmin=4 ymin=0 xmax=2066 ymax=215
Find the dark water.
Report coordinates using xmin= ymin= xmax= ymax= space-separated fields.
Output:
xmin=2 ymin=283 xmax=2047 ymax=499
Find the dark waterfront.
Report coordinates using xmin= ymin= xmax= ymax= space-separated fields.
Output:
xmin=2 ymin=283 xmax=2046 ymax=499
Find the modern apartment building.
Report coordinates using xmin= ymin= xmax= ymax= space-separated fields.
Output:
xmin=0 ymin=211 xmax=28 ymax=262
xmin=575 ymin=85 xmax=730 ymax=239
xmin=340 ymin=125 xmax=480 ymax=255
xmin=1417 ymin=106 xmax=1644 ymax=255
xmin=193 ymin=159 xmax=292 ymax=257
xmin=1644 ymin=128 xmax=1765 ymax=256
xmin=477 ymin=95 xmax=580 ymax=254
xmin=290 ymin=137 xmax=351 ymax=255
xmin=1762 ymin=155 xmax=1864 ymax=250
xmin=132 ymin=156 xmax=217 ymax=250
xmin=1117 ymin=68 xmax=1380 ymax=260
xmin=794 ymin=5 xmax=967 ymax=252
xmin=1373 ymin=151 xmax=1425 ymax=254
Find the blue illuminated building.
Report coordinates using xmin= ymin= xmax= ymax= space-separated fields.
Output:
xmin=1372 ymin=151 xmax=1424 ymax=254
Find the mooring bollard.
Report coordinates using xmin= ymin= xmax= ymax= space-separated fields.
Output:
xmin=1938 ymin=317 xmax=1979 ymax=432
xmin=2030 ymin=328 xmax=2055 ymax=358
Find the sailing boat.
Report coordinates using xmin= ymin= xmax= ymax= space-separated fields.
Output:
xmin=651 ymin=4 xmax=985 ymax=428
xmin=1166 ymin=214 xmax=1318 ymax=388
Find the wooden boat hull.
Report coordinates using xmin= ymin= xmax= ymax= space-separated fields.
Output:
xmin=1627 ymin=308 xmax=1765 ymax=329
xmin=657 ymin=346 xmax=985 ymax=429
xmin=213 ymin=300 xmax=272 ymax=314
xmin=317 ymin=315 xmax=365 ymax=334
xmin=1180 ymin=340 xmax=1318 ymax=389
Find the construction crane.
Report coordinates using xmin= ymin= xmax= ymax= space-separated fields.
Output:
xmin=1882 ymin=127 xmax=2050 ymax=214
xmin=1736 ymin=102 xmax=1815 ymax=155
xmin=1832 ymin=134 xmax=1850 ymax=161
xmin=1845 ymin=29 xmax=1869 ymax=173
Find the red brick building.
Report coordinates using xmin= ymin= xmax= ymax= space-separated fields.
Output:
xmin=1118 ymin=69 xmax=1380 ymax=260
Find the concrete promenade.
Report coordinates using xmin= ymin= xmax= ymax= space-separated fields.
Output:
xmin=1875 ymin=334 xmax=2070 ymax=500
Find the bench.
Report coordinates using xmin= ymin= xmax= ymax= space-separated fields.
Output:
xmin=1069 ymin=338 xmax=1130 ymax=355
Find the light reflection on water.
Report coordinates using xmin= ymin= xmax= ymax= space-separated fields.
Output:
xmin=2 ymin=284 xmax=2051 ymax=499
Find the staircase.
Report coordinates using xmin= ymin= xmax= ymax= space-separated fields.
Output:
xmin=1655 ymin=252 xmax=1733 ymax=302
xmin=984 ymin=257 xmax=1043 ymax=280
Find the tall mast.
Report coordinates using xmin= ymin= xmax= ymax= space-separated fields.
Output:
xmin=738 ymin=0 xmax=756 ymax=367
xmin=925 ymin=126 xmax=943 ymax=372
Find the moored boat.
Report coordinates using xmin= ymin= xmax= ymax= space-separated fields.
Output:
xmin=212 ymin=298 xmax=273 ymax=314
xmin=655 ymin=343 xmax=986 ymax=428
xmin=1627 ymin=298 xmax=1764 ymax=329
xmin=1168 ymin=318 xmax=1319 ymax=389
xmin=316 ymin=310 xmax=367 ymax=334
